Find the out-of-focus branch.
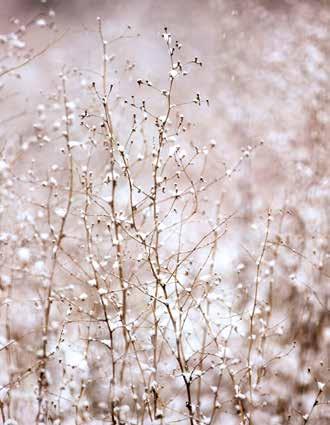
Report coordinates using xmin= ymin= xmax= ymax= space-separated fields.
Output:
xmin=0 ymin=30 xmax=67 ymax=79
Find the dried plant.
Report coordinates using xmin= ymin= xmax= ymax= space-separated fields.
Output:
xmin=0 ymin=2 xmax=329 ymax=425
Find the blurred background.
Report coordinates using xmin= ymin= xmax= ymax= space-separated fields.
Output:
xmin=0 ymin=1 xmax=329 ymax=424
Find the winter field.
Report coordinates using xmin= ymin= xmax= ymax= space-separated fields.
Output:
xmin=0 ymin=1 xmax=329 ymax=424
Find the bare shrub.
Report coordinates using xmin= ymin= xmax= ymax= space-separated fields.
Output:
xmin=0 ymin=2 xmax=329 ymax=425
